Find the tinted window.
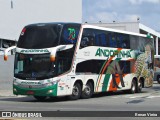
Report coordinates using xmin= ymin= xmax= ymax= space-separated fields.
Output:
xmin=76 ymin=60 xmax=104 ymax=73
xmin=80 ymin=28 xmax=130 ymax=49
xmin=17 ymin=24 xmax=81 ymax=49
xmin=76 ymin=60 xmax=131 ymax=74
xmin=17 ymin=25 xmax=59 ymax=49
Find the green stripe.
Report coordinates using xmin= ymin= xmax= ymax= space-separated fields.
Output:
xmin=102 ymin=74 xmax=111 ymax=92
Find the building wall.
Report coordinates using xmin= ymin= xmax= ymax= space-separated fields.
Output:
xmin=0 ymin=0 xmax=82 ymax=41
xmin=0 ymin=0 xmax=82 ymax=94
xmin=91 ymin=22 xmax=140 ymax=33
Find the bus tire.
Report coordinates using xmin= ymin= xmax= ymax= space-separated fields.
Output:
xmin=137 ymin=80 xmax=142 ymax=93
xmin=157 ymin=76 xmax=160 ymax=84
xmin=128 ymin=80 xmax=136 ymax=94
xmin=69 ymin=83 xmax=81 ymax=100
xmin=81 ymin=82 xmax=93 ymax=99
xmin=34 ymin=96 xmax=47 ymax=101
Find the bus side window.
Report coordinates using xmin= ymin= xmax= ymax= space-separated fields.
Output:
xmin=95 ymin=35 xmax=100 ymax=46
xmin=80 ymin=37 xmax=89 ymax=48
xmin=109 ymin=33 xmax=117 ymax=47
xmin=100 ymin=33 xmax=107 ymax=47
xmin=117 ymin=33 xmax=127 ymax=48
xmin=95 ymin=31 xmax=107 ymax=47
xmin=88 ymin=36 xmax=95 ymax=46
xmin=123 ymin=35 xmax=130 ymax=49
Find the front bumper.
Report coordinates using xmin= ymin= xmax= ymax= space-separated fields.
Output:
xmin=13 ymin=84 xmax=57 ymax=96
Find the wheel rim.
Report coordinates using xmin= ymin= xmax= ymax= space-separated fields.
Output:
xmin=139 ymin=82 xmax=142 ymax=90
xmin=84 ymin=86 xmax=91 ymax=95
xmin=72 ymin=86 xmax=79 ymax=96
xmin=132 ymin=83 xmax=136 ymax=92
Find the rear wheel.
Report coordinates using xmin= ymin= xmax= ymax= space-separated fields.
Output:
xmin=136 ymin=80 xmax=142 ymax=93
xmin=34 ymin=96 xmax=47 ymax=101
xmin=129 ymin=80 xmax=136 ymax=94
xmin=69 ymin=83 xmax=82 ymax=100
xmin=81 ymin=82 xmax=94 ymax=99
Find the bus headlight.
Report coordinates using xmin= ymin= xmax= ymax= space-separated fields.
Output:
xmin=13 ymin=88 xmax=17 ymax=92
xmin=47 ymin=90 xmax=53 ymax=94
xmin=43 ymin=80 xmax=60 ymax=87
xmin=13 ymin=80 xmax=19 ymax=85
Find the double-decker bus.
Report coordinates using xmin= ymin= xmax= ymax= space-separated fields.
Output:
xmin=4 ymin=23 xmax=154 ymax=101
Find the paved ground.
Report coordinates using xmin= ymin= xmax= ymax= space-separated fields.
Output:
xmin=0 ymin=55 xmax=14 ymax=96
xmin=0 ymin=84 xmax=160 ymax=120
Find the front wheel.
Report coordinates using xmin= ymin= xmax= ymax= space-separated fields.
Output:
xmin=69 ymin=83 xmax=82 ymax=100
xmin=81 ymin=82 xmax=94 ymax=99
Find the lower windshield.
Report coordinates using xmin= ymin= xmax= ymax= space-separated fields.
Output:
xmin=14 ymin=53 xmax=55 ymax=80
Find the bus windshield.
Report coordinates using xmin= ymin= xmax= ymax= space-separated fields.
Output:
xmin=14 ymin=48 xmax=74 ymax=80
xmin=17 ymin=23 xmax=81 ymax=49
xmin=14 ymin=53 xmax=55 ymax=80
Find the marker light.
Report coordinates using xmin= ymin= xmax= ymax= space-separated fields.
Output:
xmin=4 ymin=55 xmax=8 ymax=61
xmin=50 ymin=55 xmax=56 ymax=62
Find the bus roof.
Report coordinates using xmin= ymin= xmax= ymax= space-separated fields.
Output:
xmin=23 ymin=22 xmax=150 ymax=38
xmin=25 ymin=22 xmax=81 ymax=27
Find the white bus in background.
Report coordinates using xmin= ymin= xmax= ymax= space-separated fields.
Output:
xmin=4 ymin=23 xmax=154 ymax=101
xmin=154 ymin=55 xmax=160 ymax=84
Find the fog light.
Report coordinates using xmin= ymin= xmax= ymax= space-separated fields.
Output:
xmin=47 ymin=90 xmax=53 ymax=94
xmin=13 ymin=88 xmax=17 ymax=92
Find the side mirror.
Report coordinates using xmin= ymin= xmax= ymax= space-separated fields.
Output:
xmin=80 ymin=37 xmax=89 ymax=48
xmin=50 ymin=45 xmax=73 ymax=62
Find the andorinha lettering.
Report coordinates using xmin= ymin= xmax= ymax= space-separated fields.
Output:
xmin=95 ymin=48 xmax=131 ymax=58
xmin=20 ymin=49 xmax=49 ymax=53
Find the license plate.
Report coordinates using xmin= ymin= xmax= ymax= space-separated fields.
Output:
xmin=27 ymin=91 xmax=34 ymax=95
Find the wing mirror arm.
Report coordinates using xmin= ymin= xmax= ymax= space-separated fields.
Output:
xmin=50 ymin=45 xmax=73 ymax=62
xmin=4 ymin=46 xmax=16 ymax=61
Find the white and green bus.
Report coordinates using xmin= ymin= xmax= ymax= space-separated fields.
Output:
xmin=4 ymin=23 xmax=154 ymax=101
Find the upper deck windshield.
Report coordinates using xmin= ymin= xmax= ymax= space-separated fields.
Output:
xmin=17 ymin=23 xmax=81 ymax=49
